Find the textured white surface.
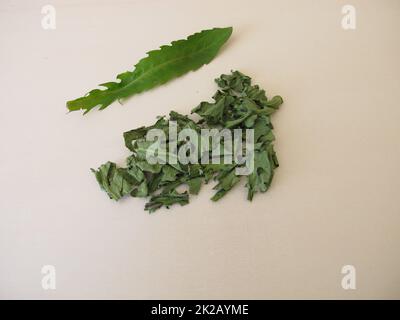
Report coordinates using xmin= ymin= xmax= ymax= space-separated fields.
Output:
xmin=1 ymin=0 xmax=400 ymax=299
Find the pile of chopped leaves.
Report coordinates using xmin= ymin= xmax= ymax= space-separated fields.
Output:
xmin=92 ymin=71 xmax=283 ymax=212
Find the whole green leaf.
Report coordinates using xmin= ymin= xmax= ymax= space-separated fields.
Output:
xmin=67 ymin=27 xmax=233 ymax=114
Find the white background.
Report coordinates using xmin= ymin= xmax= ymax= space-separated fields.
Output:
xmin=1 ymin=0 xmax=399 ymax=299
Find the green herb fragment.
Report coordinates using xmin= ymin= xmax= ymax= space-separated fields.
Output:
xmin=91 ymin=71 xmax=283 ymax=212
xmin=67 ymin=27 xmax=233 ymax=114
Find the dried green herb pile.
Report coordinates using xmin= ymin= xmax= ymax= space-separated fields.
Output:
xmin=92 ymin=71 xmax=283 ymax=212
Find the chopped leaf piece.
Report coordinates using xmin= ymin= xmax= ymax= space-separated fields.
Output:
xmin=91 ymin=162 xmax=138 ymax=201
xmin=145 ymin=191 xmax=189 ymax=213
xmin=187 ymin=177 xmax=202 ymax=195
